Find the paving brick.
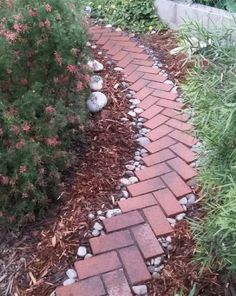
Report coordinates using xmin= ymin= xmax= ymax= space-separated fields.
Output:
xmin=108 ymin=46 xmax=123 ymax=56
xmin=137 ymin=66 xmax=160 ymax=74
xmin=103 ymin=269 xmax=132 ymax=296
xmin=152 ymin=89 xmax=178 ymax=101
xmin=110 ymin=36 xmax=130 ymax=42
xmin=127 ymin=177 xmax=165 ymax=196
xmin=144 ymin=114 xmax=169 ymax=129
xmin=56 ymin=277 xmax=105 ymax=296
xmin=145 ymin=136 xmax=176 ymax=153
xmin=123 ymin=46 xmax=144 ymax=54
xmin=126 ymin=71 xmax=144 ymax=83
xmin=154 ymin=188 xmax=184 ymax=217
xmin=143 ymin=205 xmax=173 ymax=236
xmin=102 ymin=40 xmax=116 ymax=50
xmin=166 ymin=118 xmax=192 ymax=131
xmin=156 ymin=99 xmax=183 ymax=110
xmin=143 ymin=73 xmax=167 ymax=83
xmin=117 ymin=56 xmax=134 ymax=68
xmin=139 ymin=95 xmax=159 ymax=110
xmin=141 ymin=105 xmax=163 ymax=120
xmin=170 ymin=142 xmax=196 ymax=163
xmin=167 ymin=157 xmax=197 ymax=180
xmin=161 ymin=171 xmax=192 ymax=198
xmin=119 ymin=246 xmax=151 ymax=284
xmin=135 ymin=163 xmax=172 ymax=181
xmin=118 ymin=193 xmax=157 ymax=212
xmin=133 ymin=59 xmax=154 ymax=67
xmin=147 ymin=124 xmax=173 ymax=141
xmin=142 ymin=149 xmax=176 ymax=166
xmin=132 ymin=224 xmax=164 ymax=259
xmin=90 ymin=230 xmax=134 ymax=254
xmin=148 ymin=81 xmax=173 ymax=92
xmin=123 ymin=64 xmax=139 ymax=76
xmin=129 ymin=53 xmax=149 ymax=60
xmin=134 ymin=87 xmax=154 ymax=101
xmin=97 ymin=36 xmax=110 ymax=45
xmin=162 ymin=108 xmax=189 ymax=122
xmin=169 ymin=130 xmax=197 ymax=147
xmin=113 ymin=50 xmax=129 ymax=61
xmin=130 ymin=79 xmax=150 ymax=92
xmin=103 ymin=211 xmax=144 ymax=232
xmin=75 ymin=251 xmax=121 ymax=280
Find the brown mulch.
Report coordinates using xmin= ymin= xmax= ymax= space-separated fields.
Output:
xmin=0 ymin=46 xmax=136 ymax=296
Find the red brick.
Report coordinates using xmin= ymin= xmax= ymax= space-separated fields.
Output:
xmin=102 ymin=40 xmax=116 ymax=50
xmin=103 ymin=269 xmax=132 ymax=296
xmin=123 ymin=64 xmax=139 ymax=76
xmin=169 ymin=130 xmax=197 ymax=147
xmin=91 ymin=33 xmax=102 ymax=41
xmin=156 ymin=99 xmax=183 ymax=110
xmin=170 ymin=142 xmax=196 ymax=163
xmin=103 ymin=211 xmax=144 ymax=232
xmin=126 ymin=71 xmax=144 ymax=83
xmin=123 ymin=46 xmax=144 ymax=54
xmin=152 ymin=89 xmax=178 ymax=101
xmin=143 ymin=205 xmax=173 ymax=236
xmin=154 ymin=188 xmax=184 ymax=217
xmin=134 ymin=87 xmax=154 ymax=101
xmin=161 ymin=171 xmax=192 ymax=197
xmin=147 ymin=124 xmax=173 ymax=141
xmin=119 ymin=246 xmax=151 ymax=284
xmin=133 ymin=59 xmax=154 ymax=66
xmin=97 ymin=36 xmax=110 ymax=45
xmin=141 ymin=105 xmax=163 ymax=120
xmin=144 ymin=114 xmax=169 ymax=129
xmin=127 ymin=177 xmax=165 ymax=196
xmin=75 ymin=251 xmax=121 ymax=280
xmin=137 ymin=66 xmax=160 ymax=74
xmin=113 ymin=50 xmax=129 ymax=61
xmin=102 ymin=31 xmax=123 ymax=37
xmin=145 ymin=136 xmax=176 ymax=153
xmin=162 ymin=108 xmax=189 ymax=122
xmin=167 ymin=157 xmax=197 ymax=181
xmin=90 ymin=230 xmax=134 ymax=254
xmin=136 ymin=163 xmax=171 ymax=181
xmin=56 ymin=277 xmax=105 ymax=296
xmin=118 ymin=193 xmax=157 ymax=212
xmin=129 ymin=53 xmax=149 ymax=60
xmin=132 ymin=224 xmax=164 ymax=259
xmin=110 ymin=36 xmax=130 ymax=42
xmin=139 ymin=95 xmax=159 ymax=110
xmin=117 ymin=56 xmax=134 ymax=68
xmin=130 ymin=79 xmax=150 ymax=92
xmin=142 ymin=149 xmax=176 ymax=166
xmin=148 ymin=81 xmax=173 ymax=92
xmin=108 ymin=46 xmax=123 ymax=56
xmin=143 ymin=73 xmax=167 ymax=83
xmin=166 ymin=118 xmax=192 ymax=131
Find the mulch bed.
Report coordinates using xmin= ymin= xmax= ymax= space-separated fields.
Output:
xmin=0 ymin=45 xmax=136 ymax=296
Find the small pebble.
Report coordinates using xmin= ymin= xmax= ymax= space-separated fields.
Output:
xmin=134 ymin=108 xmax=144 ymax=114
xmin=176 ymin=213 xmax=186 ymax=221
xmin=128 ymin=111 xmax=136 ymax=117
xmin=179 ymin=197 xmax=188 ymax=205
xmin=122 ymin=190 xmax=129 ymax=198
xmin=132 ymin=285 xmax=148 ymax=295
xmin=77 ymin=246 xmax=87 ymax=257
xmin=63 ymin=278 xmax=75 ymax=286
xmin=93 ymin=222 xmax=103 ymax=231
xmin=88 ymin=213 xmax=95 ymax=220
xmin=120 ymin=178 xmax=131 ymax=186
xmin=66 ymin=269 xmax=77 ymax=279
xmin=106 ymin=208 xmax=122 ymax=218
xmin=125 ymin=164 xmax=135 ymax=171
xmin=85 ymin=253 xmax=93 ymax=259
xmin=129 ymin=176 xmax=138 ymax=184
xmin=92 ymin=229 xmax=100 ymax=237
xmin=97 ymin=210 xmax=103 ymax=215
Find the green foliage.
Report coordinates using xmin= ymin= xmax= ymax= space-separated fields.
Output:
xmin=180 ymin=21 xmax=236 ymax=274
xmin=174 ymin=284 xmax=196 ymax=296
xmin=193 ymin=0 xmax=236 ymax=12
xmin=88 ymin=0 xmax=166 ymax=33
xmin=0 ymin=0 xmax=89 ymax=225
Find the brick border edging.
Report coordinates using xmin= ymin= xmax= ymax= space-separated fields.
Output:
xmin=56 ymin=25 xmax=198 ymax=296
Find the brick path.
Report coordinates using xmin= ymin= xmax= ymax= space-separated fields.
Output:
xmin=56 ymin=26 xmax=197 ymax=296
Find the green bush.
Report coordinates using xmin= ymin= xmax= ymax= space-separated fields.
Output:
xmin=89 ymin=0 xmax=166 ymax=33
xmin=180 ymin=22 xmax=236 ymax=274
xmin=0 ymin=0 xmax=89 ymax=225
xmin=193 ymin=0 xmax=236 ymax=12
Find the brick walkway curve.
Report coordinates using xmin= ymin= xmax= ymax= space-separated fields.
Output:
xmin=56 ymin=25 xmax=197 ymax=296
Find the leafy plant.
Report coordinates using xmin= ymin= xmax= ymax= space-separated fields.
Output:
xmin=0 ymin=0 xmax=89 ymax=225
xmin=88 ymin=0 xmax=166 ymax=33
xmin=174 ymin=284 xmax=196 ymax=296
xmin=180 ymin=21 xmax=236 ymax=275
xmin=193 ymin=0 xmax=236 ymax=12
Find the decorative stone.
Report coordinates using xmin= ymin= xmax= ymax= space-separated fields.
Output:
xmin=85 ymin=253 xmax=93 ymax=259
xmin=128 ymin=111 xmax=136 ymax=117
xmin=134 ymin=108 xmax=144 ymax=114
xmin=120 ymin=178 xmax=131 ymax=186
xmin=88 ymin=213 xmax=95 ymax=220
xmin=77 ymin=246 xmax=87 ymax=257
xmin=114 ymin=67 xmax=123 ymax=71
xmin=132 ymin=99 xmax=141 ymax=105
xmin=154 ymin=257 xmax=163 ymax=266
xmin=89 ymin=75 xmax=103 ymax=91
xmin=87 ymin=60 xmax=104 ymax=72
xmin=87 ymin=92 xmax=108 ymax=113
xmin=63 ymin=278 xmax=76 ymax=286
xmin=187 ymin=194 xmax=196 ymax=205
xmin=134 ymin=156 xmax=142 ymax=161
xmin=179 ymin=197 xmax=188 ymax=205
xmin=106 ymin=208 xmax=122 ymax=218
xmin=132 ymin=285 xmax=148 ymax=295
xmin=92 ymin=229 xmax=100 ymax=237
xmin=93 ymin=222 xmax=103 ymax=231
xmin=122 ymin=190 xmax=129 ymax=198
xmin=136 ymin=137 xmax=151 ymax=146
xmin=125 ymin=170 xmax=134 ymax=177
xmin=125 ymin=164 xmax=135 ymax=171
xmin=176 ymin=213 xmax=186 ymax=221
xmin=97 ymin=210 xmax=103 ymax=215
xmin=129 ymin=176 xmax=138 ymax=184
xmin=66 ymin=269 xmax=77 ymax=279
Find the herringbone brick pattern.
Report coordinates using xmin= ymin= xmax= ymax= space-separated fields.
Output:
xmin=56 ymin=25 xmax=197 ymax=296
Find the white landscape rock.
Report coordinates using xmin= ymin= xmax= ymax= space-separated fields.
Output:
xmin=136 ymin=137 xmax=151 ymax=147
xmin=93 ymin=222 xmax=103 ymax=231
xmin=66 ymin=269 xmax=77 ymax=279
xmin=125 ymin=164 xmax=135 ymax=171
xmin=106 ymin=208 xmax=122 ymax=218
xmin=129 ymin=176 xmax=139 ymax=184
xmin=87 ymin=59 xmax=104 ymax=72
xmin=63 ymin=278 xmax=76 ymax=286
xmin=120 ymin=178 xmax=131 ymax=186
xmin=77 ymin=246 xmax=87 ymax=257
xmin=87 ymin=92 xmax=108 ymax=113
xmin=134 ymin=108 xmax=144 ymax=114
xmin=89 ymin=75 xmax=103 ymax=91
xmin=176 ymin=213 xmax=186 ymax=221
xmin=132 ymin=285 xmax=148 ymax=295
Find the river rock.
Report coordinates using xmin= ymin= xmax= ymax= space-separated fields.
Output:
xmin=132 ymin=285 xmax=148 ymax=295
xmin=89 ymin=75 xmax=103 ymax=91
xmin=106 ymin=208 xmax=122 ymax=218
xmin=63 ymin=278 xmax=76 ymax=286
xmin=87 ymin=59 xmax=104 ymax=72
xmin=87 ymin=92 xmax=108 ymax=113
xmin=77 ymin=246 xmax=87 ymax=257
xmin=66 ymin=269 xmax=77 ymax=279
